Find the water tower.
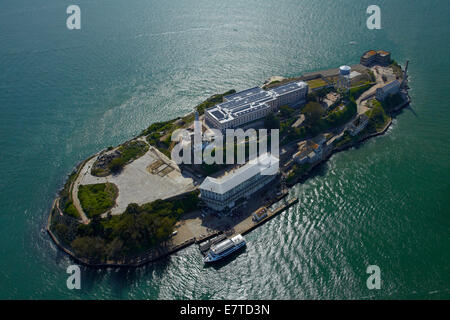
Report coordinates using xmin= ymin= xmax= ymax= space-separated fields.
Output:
xmin=336 ymin=65 xmax=351 ymax=92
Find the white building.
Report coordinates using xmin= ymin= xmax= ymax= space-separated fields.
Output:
xmin=293 ymin=141 xmax=323 ymax=164
xmin=205 ymin=82 xmax=308 ymax=131
xmin=269 ymin=81 xmax=308 ymax=107
xmin=199 ymin=153 xmax=279 ymax=212
xmin=376 ymin=80 xmax=401 ymax=101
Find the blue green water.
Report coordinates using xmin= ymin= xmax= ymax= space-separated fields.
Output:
xmin=0 ymin=0 xmax=449 ymax=299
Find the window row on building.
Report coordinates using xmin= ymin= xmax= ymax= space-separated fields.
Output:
xmin=360 ymin=50 xmax=391 ymax=67
xmin=199 ymin=153 xmax=279 ymax=212
xmin=205 ymin=81 xmax=308 ymax=131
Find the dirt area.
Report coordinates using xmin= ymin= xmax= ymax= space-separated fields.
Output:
xmin=324 ymin=92 xmax=341 ymax=109
xmin=171 ymin=178 xmax=285 ymax=245
xmin=78 ymin=144 xmax=195 ymax=215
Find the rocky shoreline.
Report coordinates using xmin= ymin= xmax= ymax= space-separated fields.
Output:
xmin=47 ymin=59 xmax=410 ymax=268
xmin=286 ymin=97 xmax=410 ymax=187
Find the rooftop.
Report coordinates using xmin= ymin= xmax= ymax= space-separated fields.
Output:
xmin=199 ymin=153 xmax=279 ymax=195
xmin=224 ymin=87 xmax=265 ymax=101
xmin=363 ymin=50 xmax=377 ymax=58
xmin=206 ymin=81 xmax=308 ymax=124
xmin=270 ymin=81 xmax=308 ymax=96
xmin=378 ymin=80 xmax=401 ymax=92
xmin=377 ymin=50 xmax=390 ymax=56
xmin=220 ymin=90 xmax=274 ymax=112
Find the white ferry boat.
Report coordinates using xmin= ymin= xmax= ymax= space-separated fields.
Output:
xmin=203 ymin=234 xmax=246 ymax=263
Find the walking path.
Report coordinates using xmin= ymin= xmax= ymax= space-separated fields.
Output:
xmin=356 ymin=66 xmax=396 ymax=115
xmin=72 ymin=162 xmax=92 ymax=224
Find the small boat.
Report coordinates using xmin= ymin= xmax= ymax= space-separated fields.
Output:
xmin=252 ymin=208 xmax=267 ymax=222
xmin=203 ymin=234 xmax=246 ymax=263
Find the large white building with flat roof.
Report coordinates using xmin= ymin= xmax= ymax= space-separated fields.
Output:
xmin=205 ymin=81 xmax=308 ymax=131
xmin=199 ymin=153 xmax=279 ymax=212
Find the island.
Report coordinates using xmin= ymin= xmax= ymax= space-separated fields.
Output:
xmin=47 ymin=50 xmax=411 ymax=266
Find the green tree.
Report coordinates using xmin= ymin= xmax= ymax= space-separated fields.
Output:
xmin=302 ymin=102 xmax=324 ymax=127
xmin=264 ymin=113 xmax=280 ymax=129
xmin=54 ymin=223 xmax=69 ymax=244
xmin=106 ymin=238 xmax=125 ymax=260
xmin=71 ymin=236 xmax=106 ymax=262
xmin=125 ymin=203 xmax=140 ymax=215
xmin=279 ymin=105 xmax=295 ymax=118
xmin=110 ymin=158 xmax=125 ymax=173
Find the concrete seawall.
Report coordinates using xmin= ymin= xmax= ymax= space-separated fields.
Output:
xmin=46 ymin=71 xmax=410 ymax=268
xmin=47 ymin=188 xmax=298 ymax=268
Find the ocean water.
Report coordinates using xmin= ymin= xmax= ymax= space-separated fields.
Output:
xmin=0 ymin=0 xmax=449 ymax=299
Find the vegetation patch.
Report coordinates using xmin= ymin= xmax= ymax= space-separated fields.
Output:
xmin=389 ymin=60 xmax=404 ymax=79
xmin=92 ymin=140 xmax=149 ymax=176
xmin=319 ymin=99 xmax=357 ymax=131
xmin=262 ymin=76 xmax=303 ymax=90
xmin=78 ymin=183 xmax=119 ymax=218
xmin=349 ymin=83 xmax=374 ymax=100
xmin=264 ymin=113 xmax=281 ymax=130
xmin=286 ymin=163 xmax=311 ymax=184
xmin=365 ymin=100 xmax=390 ymax=132
xmin=302 ymin=102 xmax=325 ymax=127
xmin=380 ymin=93 xmax=404 ymax=113
xmin=141 ymin=90 xmax=235 ymax=158
xmin=333 ymin=131 xmax=357 ymax=148
xmin=334 ymin=98 xmax=391 ymax=149
xmin=195 ymin=90 xmax=236 ymax=115
xmin=264 ymin=98 xmax=357 ymax=145
xmin=268 ymin=80 xmax=280 ymax=86
xmin=279 ymin=105 xmax=297 ymax=119
xmin=64 ymin=201 xmax=80 ymax=219
xmin=62 ymin=191 xmax=199 ymax=262
xmin=307 ymin=78 xmax=327 ymax=89
xmin=58 ymin=169 xmax=81 ymax=219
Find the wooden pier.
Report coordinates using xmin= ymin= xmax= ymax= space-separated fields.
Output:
xmin=240 ymin=197 xmax=299 ymax=236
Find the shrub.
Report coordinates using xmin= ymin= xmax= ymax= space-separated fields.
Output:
xmin=366 ymin=100 xmax=389 ymax=131
xmin=64 ymin=201 xmax=80 ymax=219
xmin=54 ymin=223 xmax=69 ymax=244
xmin=349 ymin=83 xmax=373 ymax=100
xmin=71 ymin=237 xmax=106 ymax=262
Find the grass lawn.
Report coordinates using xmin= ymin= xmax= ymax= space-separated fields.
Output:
xmin=307 ymin=78 xmax=327 ymax=89
xmin=78 ymin=183 xmax=119 ymax=218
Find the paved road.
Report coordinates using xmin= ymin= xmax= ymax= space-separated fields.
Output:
xmin=356 ymin=83 xmax=380 ymax=114
xmin=356 ymin=66 xmax=396 ymax=115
